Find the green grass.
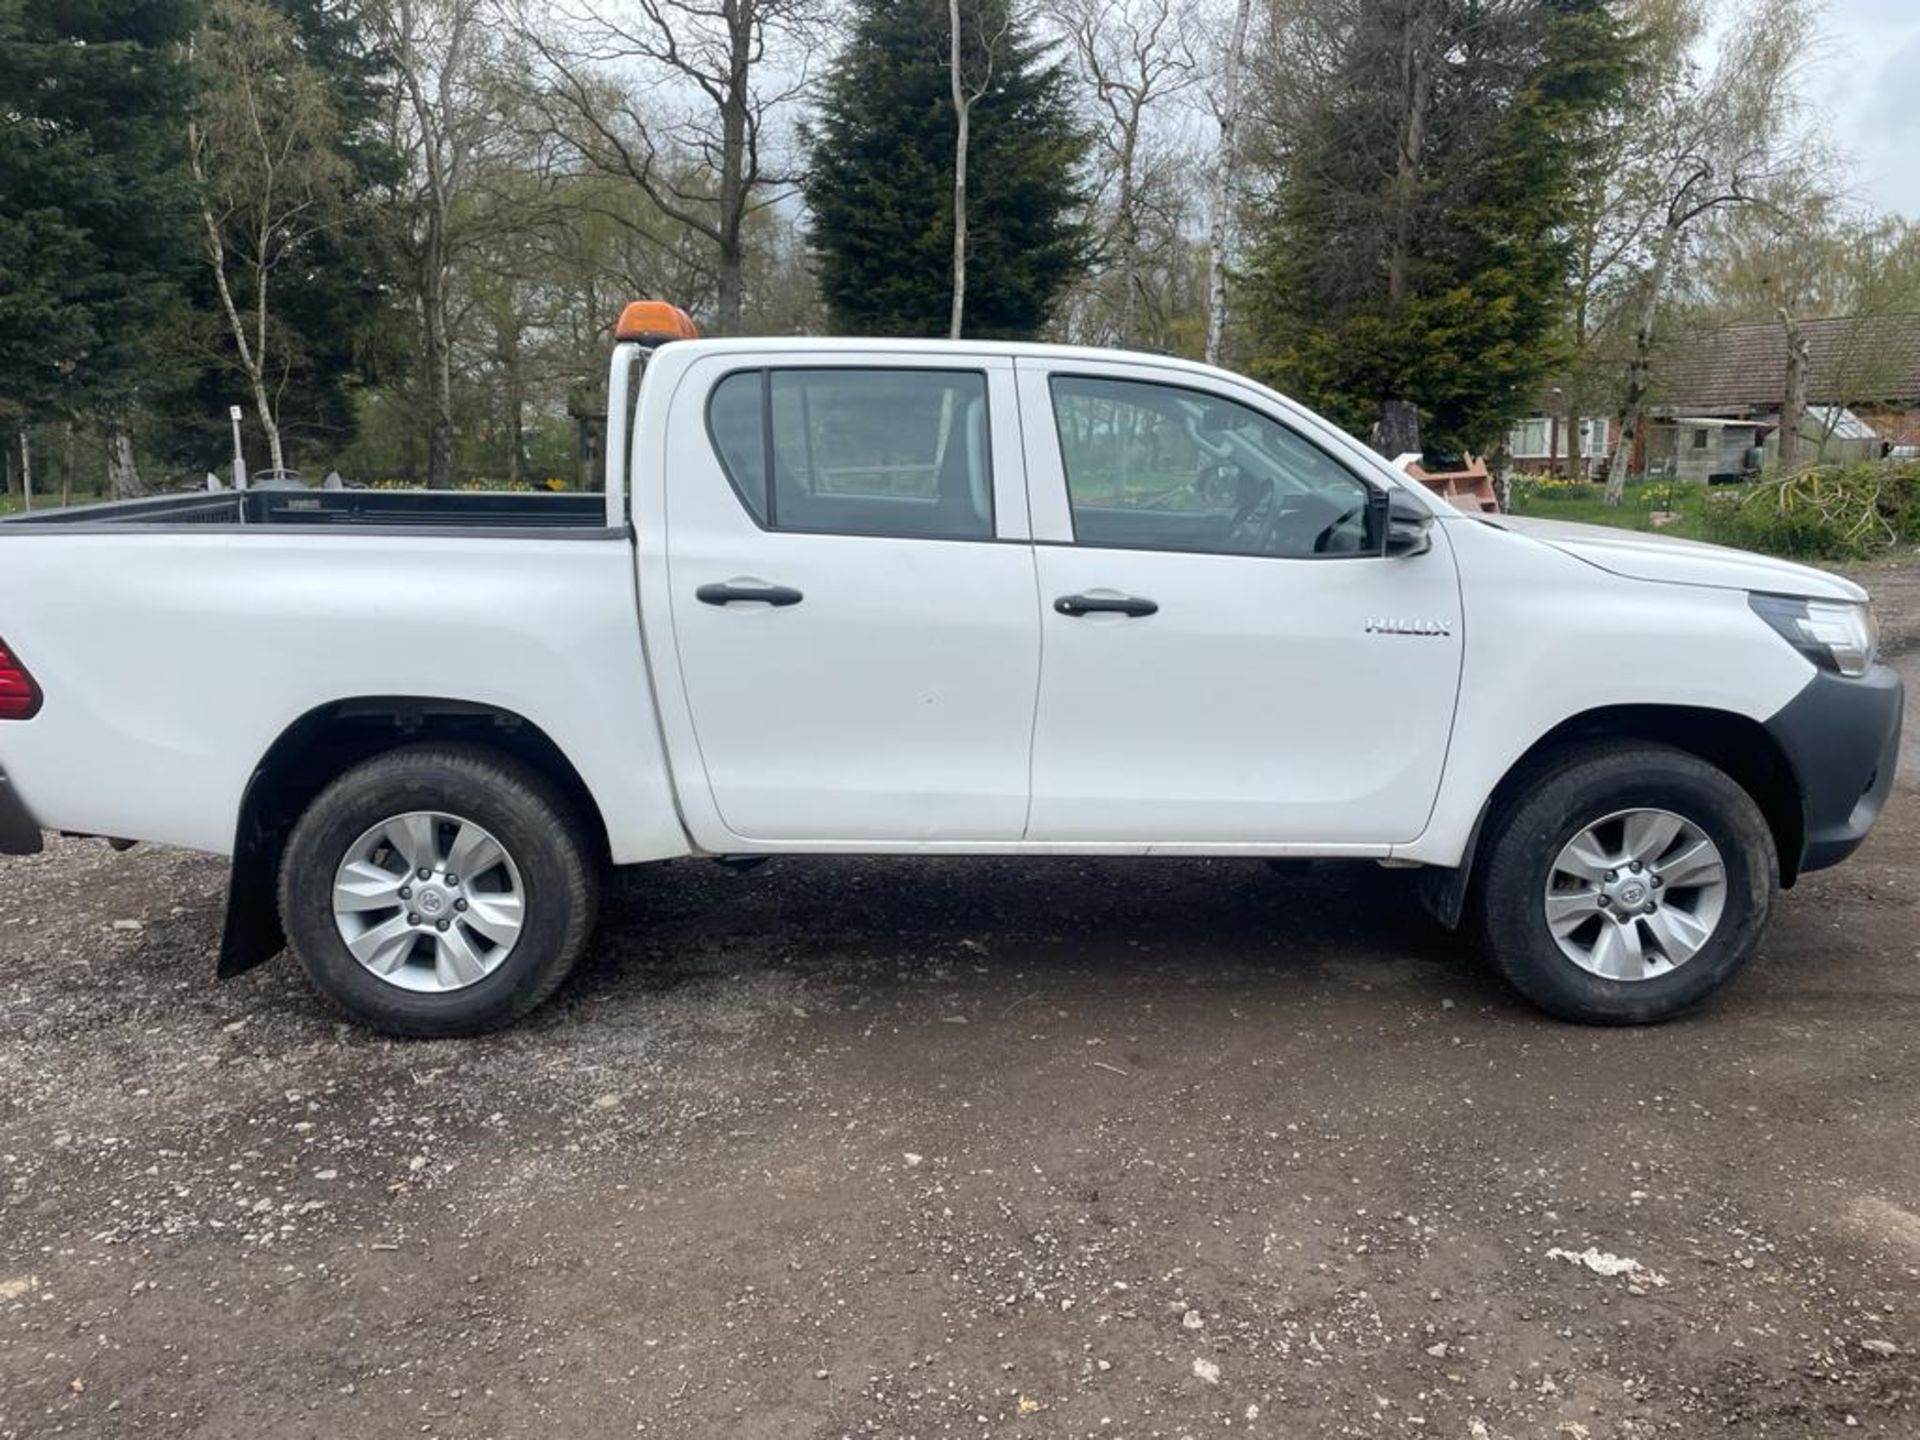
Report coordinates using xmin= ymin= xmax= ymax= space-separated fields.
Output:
xmin=1506 ymin=478 xmax=1715 ymax=540
xmin=0 ymin=491 xmax=103 ymax=517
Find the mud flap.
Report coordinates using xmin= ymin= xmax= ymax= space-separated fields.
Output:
xmin=0 ymin=770 xmax=43 ymax=856
xmin=217 ymin=792 xmax=285 ymax=978
xmin=1414 ymin=806 xmax=1487 ymax=931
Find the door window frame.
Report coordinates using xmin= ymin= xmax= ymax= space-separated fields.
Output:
xmin=1016 ymin=358 xmax=1396 ymax=560
xmin=702 ymin=363 xmax=1008 ymax=544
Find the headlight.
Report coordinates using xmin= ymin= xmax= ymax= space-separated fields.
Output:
xmin=1750 ymin=593 xmax=1877 ymax=677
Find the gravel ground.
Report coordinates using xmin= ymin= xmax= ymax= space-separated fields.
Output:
xmin=3 ymin=561 xmax=1920 ymax=1440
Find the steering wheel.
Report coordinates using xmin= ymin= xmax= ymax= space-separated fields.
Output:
xmin=1242 ymin=492 xmax=1364 ymax=555
xmin=1216 ymin=466 xmax=1277 ymax=547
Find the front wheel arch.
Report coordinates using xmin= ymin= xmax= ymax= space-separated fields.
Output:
xmin=1420 ymin=703 xmax=1803 ymax=933
xmin=1475 ymin=741 xmax=1777 ymax=1023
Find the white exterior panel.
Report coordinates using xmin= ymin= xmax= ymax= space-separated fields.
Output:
xmin=1393 ymin=515 xmax=1815 ymax=867
xmin=0 ymin=533 xmax=688 ymax=863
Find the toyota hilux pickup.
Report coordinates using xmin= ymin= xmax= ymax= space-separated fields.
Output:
xmin=0 ymin=303 xmax=1903 ymax=1034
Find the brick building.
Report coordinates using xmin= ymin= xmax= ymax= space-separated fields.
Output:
xmin=1508 ymin=313 xmax=1920 ymax=478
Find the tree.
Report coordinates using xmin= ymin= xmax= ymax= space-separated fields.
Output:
xmin=525 ymin=0 xmax=815 ymax=336
xmin=1776 ymin=303 xmax=1809 ymax=470
xmin=948 ymin=0 xmax=1009 ymax=337
xmin=1675 ymin=202 xmax=1920 ymax=461
xmin=189 ymin=0 xmax=351 ymax=474
xmin=365 ymin=0 xmax=520 ymax=489
xmin=1203 ymin=0 xmax=1251 ymax=364
xmin=1242 ymin=0 xmax=1633 ymax=456
xmin=804 ymin=0 xmax=1090 ymax=339
xmin=1595 ymin=0 xmax=1814 ymax=501
xmin=1048 ymin=0 xmax=1200 ymax=350
xmin=253 ymin=0 xmax=407 ymax=463
xmin=0 ymin=0 xmax=199 ymax=494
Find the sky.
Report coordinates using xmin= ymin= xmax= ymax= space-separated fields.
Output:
xmin=1805 ymin=0 xmax=1920 ymax=218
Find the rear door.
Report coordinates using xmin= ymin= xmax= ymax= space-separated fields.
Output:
xmin=1015 ymin=356 xmax=1464 ymax=846
xmin=658 ymin=352 xmax=1039 ymax=844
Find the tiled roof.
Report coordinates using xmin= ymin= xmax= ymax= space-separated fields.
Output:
xmin=1652 ymin=314 xmax=1920 ymax=412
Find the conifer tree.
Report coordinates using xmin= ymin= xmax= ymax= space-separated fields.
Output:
xmin=804 ymin=0 xmax=1090 ymax=339
xmin=1242 ymin=0 xmax=1633 ymax=454
xmin=0 ymin=0 xmax=200 ymax=442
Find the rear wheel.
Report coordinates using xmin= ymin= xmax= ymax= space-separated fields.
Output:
xmin=1478 ymin=744 xmax=1777 ymax=1024
xmin=278 ymin=745 xmax=599 ymax=1036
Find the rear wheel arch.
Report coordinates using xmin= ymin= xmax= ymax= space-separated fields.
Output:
xmin=220 ymin=697 xmax=609 ymax=978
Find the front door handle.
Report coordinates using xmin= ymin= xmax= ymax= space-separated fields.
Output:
xmin=1054 ymin=593 xmax=1158 ymax=618
xmin=696 ymin=581 xmax=804 ymax=608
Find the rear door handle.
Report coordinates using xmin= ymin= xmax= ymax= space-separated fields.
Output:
xmin=696 ymin=581 xmax=804 ymax=608
xmin=1054 ymin=593 xmax=1158 ymax=618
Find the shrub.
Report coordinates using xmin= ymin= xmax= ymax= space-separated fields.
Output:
xmin=1701 ymin=462 xmax=1920 ymax=560
xmin=1511 ymin=476 xmax=1605 ymax=505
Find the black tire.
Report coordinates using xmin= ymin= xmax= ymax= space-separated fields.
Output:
xmin=1478 ymin=743 xmax=1777 ymax=1025
xmin=277 ymin=745 xmax=600 ymax=1036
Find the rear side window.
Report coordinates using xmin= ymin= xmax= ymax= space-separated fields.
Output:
xmin=706 ymin=369 xmax=994 ymax=540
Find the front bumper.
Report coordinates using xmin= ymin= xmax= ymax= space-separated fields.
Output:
xmin=0 ymin=765 xmax=42 ymax=855
xmin=1765 ymin=660 xmax=1904 ymax=874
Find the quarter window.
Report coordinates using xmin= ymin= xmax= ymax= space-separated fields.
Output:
xmin=1049 ymin=376 xmax=1377 ymax=558
xmin=708 ymin=369 xmax=993 ymax=540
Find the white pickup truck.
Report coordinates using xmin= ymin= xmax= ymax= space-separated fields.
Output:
xmin=0 ymin=310 xmax=1902 ymax=1034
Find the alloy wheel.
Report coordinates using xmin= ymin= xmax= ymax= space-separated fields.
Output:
xmin=330 ymin=811 xmax=526 ymax=993
xmin=1542 ymin=807 xmax=1728 ymax=982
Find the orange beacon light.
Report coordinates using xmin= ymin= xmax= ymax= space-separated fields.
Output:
xmin=613 ymin=301 xmax=700 ymax=346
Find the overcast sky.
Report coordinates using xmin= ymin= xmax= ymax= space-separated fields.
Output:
xmin=1805 ymin=0 xmax=1920 ymax=218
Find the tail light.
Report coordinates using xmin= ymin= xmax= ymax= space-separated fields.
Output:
xmin=0 ymin=635 xmax=42 ymax=720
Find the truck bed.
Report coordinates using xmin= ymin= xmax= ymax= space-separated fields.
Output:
xmin=0 ymin=489 xmax=614 ymax=532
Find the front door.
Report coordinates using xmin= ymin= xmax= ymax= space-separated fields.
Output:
xmin=1016 ymin=358 xmax=1463 ymax=846
xmin=662 ymin=353 xmax=1039 ymax=844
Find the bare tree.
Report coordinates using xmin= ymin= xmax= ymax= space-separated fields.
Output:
xmin=188 ymin=0 xmax=348 ymax=475
xmin=947 ymin=0 xmax=1016 ymax=339
xmin=1692 ymin=206 xmax=1920 ymax=458
xmin=1202 ymin=0 xmax=1252 ymax=364
xmin=458 ymin=164 xmax=577 ymax=485
xmin=366 ymin=0 xmax=515 ymax=489
xmin=1383 ymin=0 xmax=1444 ymax=308
xmin=1050 ymin=0 xmax=1199 ymax=348
xmin=524 ymin=0 xmax=814 ymax=336
xmin=1776 ymin=304 xmax=1810 ymax=470
xmin=1597 ymin=0 xmax=1815 ymax=502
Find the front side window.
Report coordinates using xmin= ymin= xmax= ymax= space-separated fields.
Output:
xmin=1049 ymin=376 xmax=1377 ymax=558
xmin=707 ymin=368 xmax=993 ymax=540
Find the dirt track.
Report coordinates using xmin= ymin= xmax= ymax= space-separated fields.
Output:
xmin=3 ymin=562 xmax=1919 ymax=1439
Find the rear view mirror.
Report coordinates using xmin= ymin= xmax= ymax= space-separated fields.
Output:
xmin=1382 ymin=488 xmax=1432 ymax=557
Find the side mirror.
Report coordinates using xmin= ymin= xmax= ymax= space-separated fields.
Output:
xmin=1382 ymin=488 xmax=1433 ymax=557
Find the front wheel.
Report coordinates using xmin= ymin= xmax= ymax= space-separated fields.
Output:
xmin=278 ymin=745 xmax=600 ymax=1036
xmin=1478 ymin=744 xmax=1777 ymax=1024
